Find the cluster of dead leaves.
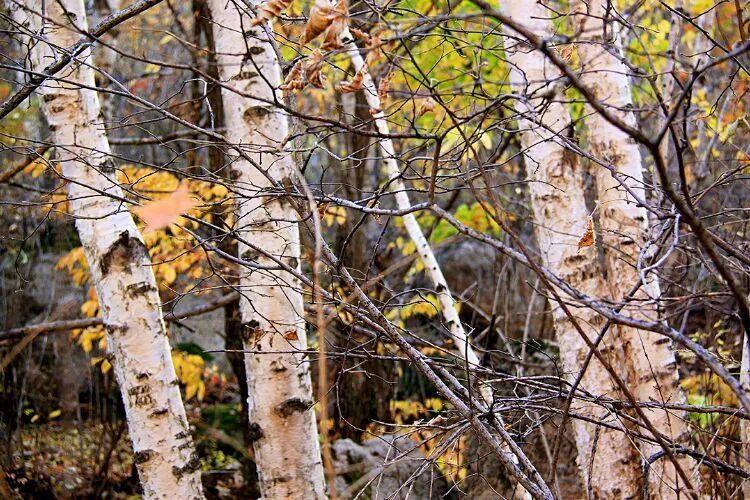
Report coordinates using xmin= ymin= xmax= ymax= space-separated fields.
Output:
xmin=335 ymin=67 xmax=365 ymax=93
xmin=278 ymin=0 xmax=351 ymax=91
xmin=255 ymin=0 xmax=394 ymax=108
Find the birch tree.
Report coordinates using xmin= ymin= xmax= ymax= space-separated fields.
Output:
xmin=7 ymin=0 xmax=204 ymax=498
xmin=206 ymin=0 xmax=326 ymax=497
xmin=337 ymin=25 xmax=534 ymax=499
xmin=497 ymin=1 xmax=643 ymax=496
xmin=574 ymin=0 xmax=695 ymax=494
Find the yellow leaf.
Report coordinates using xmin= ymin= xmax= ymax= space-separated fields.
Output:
xmin=162 ymin=265 xmax=177 ymax=284
xmin=185 ymin=382 xmax=198 ymax=401
xmin=48 ymin=409 xmax=62 ymax=419
xmin=101 ymin=359 xmax=112 ymax=374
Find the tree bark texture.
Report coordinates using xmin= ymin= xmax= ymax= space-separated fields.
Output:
xmin=10 ymin=0 xmax=205 ymax=497
xmin=207 ymin=1 xmax=327 ymax=497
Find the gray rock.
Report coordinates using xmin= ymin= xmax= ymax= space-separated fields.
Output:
xmin=333 ymin=434 xmax=454 ymax=499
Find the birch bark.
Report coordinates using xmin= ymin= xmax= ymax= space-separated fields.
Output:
xmin=498 ymin=1 xmax=642 ymax=496
xmin=207 ymin=1 xmax=326 ymax=497
xmin=9 ymin=0 xmax=204 ymax=498
xmin=574 ymin=1 xmax=694 ymax=495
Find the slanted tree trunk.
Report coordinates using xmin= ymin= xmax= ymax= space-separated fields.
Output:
xmin=9 ymin=0 xmax=204 ymax=498
xmin=207 ymin=1 xmax=326 ymax=497
xmin=574 ymin=1 xmax=694 ymax=495
xmin=332 ymin=19 xmax=535 ymax=499
xmin=498 ymin=1 xmax=642 ymax=497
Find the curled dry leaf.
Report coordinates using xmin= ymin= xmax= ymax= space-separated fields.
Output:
xmin=251 ymin=0 xmax=292 ymax=26
xmin=377 ymin=72 xmax=392 ymax=105
xmin=133 ymin=186 xmax=198 ymax=233
xmin=577 ymin=216 xmax=595 ymax=249
xmin=348 ymin=27 xmax=370 ymax=43
xmin=321 ymin=14 xmax=347 ymax=51
xmin=418 ymin=97 xmax=436 ymax=115
xmin=304 ymin=49 xmax=326 ymax=88
xmin=280 ymin=60 xmax=305 ymax=91
xmin=336 ymin=67 xmax=365 ymax=93
xmin=302 ymin=0 xmax=348 ymax=48
xmin=280 ymin=50 xmax=326 ymax=91
xmin=302 ymin=2 xmax=333 ymax=45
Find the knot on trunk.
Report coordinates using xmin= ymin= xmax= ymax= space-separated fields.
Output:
xmin=274 ymin=397 xmax=312 ymax=417
xmin=100 ymin=231 xmax=148 ymax=276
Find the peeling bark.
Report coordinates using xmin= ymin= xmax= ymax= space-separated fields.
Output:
xmin=498 ymin=1 xmax=642 ymax=497
xmin=574 ymin=1 xmax=695 ymax=495
xmin=206 ymin=1 xmax=326 ymax=497
xmin=8 ymin=0 xmax=205 ymax=498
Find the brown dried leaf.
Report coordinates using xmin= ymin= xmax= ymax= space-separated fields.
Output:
xmin=304 ymin=49 xmax=326 ymax=88
xmin=348 ymin=27 xmax=370 ymax=43
xmin=418 ymin=97 xmax=436 ymax=115
xmin=336 ymin=67 xmax=365 ymax=93
xmin=280 ymin=60 xmax=305 ymax=91
xmin=377 ymin=72 xmax=392 ymax=105
xmin=251 ymin=0 xmax=292 ymax=26
xmin=321 ymin=15 xmax=347 ymax=51
xmin=280 ymin=50 xmax=327 ymax=91
xmin=577 ymin=217 xmax=595 ymax=249
xmin=133 ymin=186 xmax=197 ymax=233
xmin=302 ymin=0 xmax=348 ymax=47
xmin=283 ymin=330 xmax=299 ymax=341
xmin=302 ymin=3 xmax=333 ymax=44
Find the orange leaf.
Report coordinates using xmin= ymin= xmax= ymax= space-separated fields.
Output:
xmin=280 ymin=50 xmax=326 ymax=91
xmin=577 ymin=217 xmax=595 ymax=249
xmin=302 ymin=2 xmax=335 ymax=45
xmin=133 ymin=186 xmax=197 ymax=233
xmin=305 ymin=49 xmax=326 ymax=88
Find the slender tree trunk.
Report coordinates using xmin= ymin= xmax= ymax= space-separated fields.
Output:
xmin=10 ymin=1 xmax=204 ymax=498
xmin=498 ymin=1 xmax=642 ymax=497
xmin=341 ymin=33 xmax=484 ymax=379
xmin=207 ymin=1 xmax=326 ymax=497
xmin=334 ymin=22 xmax=536 ymax=499
xmin=574 ymin=2 xmax=695 ymax=495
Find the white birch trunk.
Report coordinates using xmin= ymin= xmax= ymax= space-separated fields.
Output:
xmin=574 ymin=2 xmax=695 ymax=495
xmin=499 ymin=1 xmax=642 ymax=496
xmin=341 ymin=38 xmax=483 ymax=375
xmin=207 ymin=1 xmax=326 ymax=497
xmin=11 ymin=1 xmax=204 ymax=498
